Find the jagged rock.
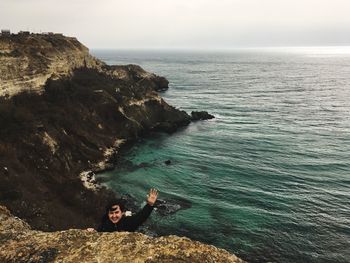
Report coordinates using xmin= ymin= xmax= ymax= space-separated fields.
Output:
xmin=0 ymin=205 xmax=245 ymax=263
xmin=191 ymin=111 xmax=215 ymax=121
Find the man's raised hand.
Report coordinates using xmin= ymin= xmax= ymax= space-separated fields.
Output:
xmin=147 ymin=188 xmax=158 ymax=206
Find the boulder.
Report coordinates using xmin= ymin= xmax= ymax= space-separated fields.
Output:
xmin=191 ymin=111 xmax=215 ymax=121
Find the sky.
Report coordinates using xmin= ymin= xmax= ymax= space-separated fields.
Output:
xmin=1 ymin=0 xmax=350 ymax=49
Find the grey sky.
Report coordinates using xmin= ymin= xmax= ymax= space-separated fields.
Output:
xmin=1 ymin=0 xmax=350 ymax=49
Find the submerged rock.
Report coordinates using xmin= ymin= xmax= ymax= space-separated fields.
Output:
xmin=0 ymin=205 xmax=245 ymax=263
xmin=155 ymin=198 xmax=192 ymax=216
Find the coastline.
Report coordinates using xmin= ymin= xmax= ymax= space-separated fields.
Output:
xmin=79 ymin=138 xmax=126 ymax=191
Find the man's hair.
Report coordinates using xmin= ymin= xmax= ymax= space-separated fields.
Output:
xmin=105 ymin=199 xmax=126 ymax=213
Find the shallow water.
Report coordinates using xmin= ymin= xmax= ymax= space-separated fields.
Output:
xmin=93 ymin=48 xmax=350 ymax=263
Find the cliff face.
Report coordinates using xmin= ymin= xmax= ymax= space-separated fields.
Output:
xmin=0 ymin=206 xmax=245 ymax=263
xmin=0 ymin=34 xmax=102 ymax=96
xmin=0 ymin=33 xmax=190 ymax=231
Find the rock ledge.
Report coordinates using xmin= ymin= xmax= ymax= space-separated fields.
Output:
xmin=0 ymin=205 xmax=245 ymax=263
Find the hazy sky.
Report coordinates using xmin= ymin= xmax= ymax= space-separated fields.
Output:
xmin=1 ymin=0 xmax=350 ymax=49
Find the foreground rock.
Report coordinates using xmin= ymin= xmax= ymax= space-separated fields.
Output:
xmin=0 ymin=205 xmax=245 ymax=263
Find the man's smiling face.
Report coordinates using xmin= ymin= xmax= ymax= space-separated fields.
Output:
xmin=108 ymin=205 xmax=124 ymax=224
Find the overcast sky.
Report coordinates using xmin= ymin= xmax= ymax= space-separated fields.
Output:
xmin=1 ymin=0 xmax=350 ymax=49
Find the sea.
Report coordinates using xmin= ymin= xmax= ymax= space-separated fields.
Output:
xmin=92 ymin=48 xmax=350 ymax=263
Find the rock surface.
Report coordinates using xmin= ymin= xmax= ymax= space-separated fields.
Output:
xmin=0 ymin=205 xmax=245 ymax=263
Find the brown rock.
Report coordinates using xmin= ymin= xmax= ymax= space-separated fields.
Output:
xmin=0 ymin=205 xmax=245 ymax=263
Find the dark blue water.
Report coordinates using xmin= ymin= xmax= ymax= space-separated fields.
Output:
xmin=92 ymin=48 xmax=350 ymax=263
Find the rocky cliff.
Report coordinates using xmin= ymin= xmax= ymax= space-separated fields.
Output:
xmin=0 ymin=206 xmax=244 ymax=262
xmin=0 ymin=33 xmax=100 ymax=96
xmin=0 ymin=33 xmax=190 ymax=230
xmin=0 ymin=33 xmax=169 ymax=97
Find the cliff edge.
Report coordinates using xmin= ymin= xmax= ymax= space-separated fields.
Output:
xmin=0 ymin=205 xmax=245 ymax=263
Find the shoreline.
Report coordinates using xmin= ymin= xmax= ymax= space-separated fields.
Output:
xmin=79 ymin=138 xmax=127 ymax=191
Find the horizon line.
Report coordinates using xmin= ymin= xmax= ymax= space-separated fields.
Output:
xmin=90 ymin=46 xmax=350 ymax=55
xmin=90 ymin=45 xmax=350 ymax=50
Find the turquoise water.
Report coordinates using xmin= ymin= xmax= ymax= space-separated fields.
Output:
xmin=92 ymin=49 xmax=350 ymax=263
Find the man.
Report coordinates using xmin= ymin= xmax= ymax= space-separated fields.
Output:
xmin=96 ymin=188 xmax=158 ymax=232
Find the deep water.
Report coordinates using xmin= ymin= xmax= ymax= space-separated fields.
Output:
xmin=92 ymin=48 xmax=350 ymax=263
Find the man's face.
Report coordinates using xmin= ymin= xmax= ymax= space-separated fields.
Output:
xmin=108 ymin=205 xmax=124 ymax=224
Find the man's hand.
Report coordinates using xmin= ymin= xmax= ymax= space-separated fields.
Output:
xmin=147 ymin=188 xmax=158 ymax=206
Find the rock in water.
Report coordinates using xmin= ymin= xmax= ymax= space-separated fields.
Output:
xmin=154 ymin=197 xmax=192 ymax=216
xmin=191 ymin=111 xmax=215 ymax=121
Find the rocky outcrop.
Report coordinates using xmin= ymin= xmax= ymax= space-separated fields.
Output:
xmin=104 ymin=64 xmax=169 ymax=92
xmin=0 ymin=33 xmax=169 ymax=97
xmin=191 ymin=111 xmax=215 ymax=121
xmin=0 ymin=33 xmax=101 ymax=96
xmin=0 ymin=34 xmax=190 ymax=231
xmin=0 ymin=205 xmax=245 ymax=262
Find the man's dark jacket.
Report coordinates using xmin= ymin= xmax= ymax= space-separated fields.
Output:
xmin=97 ymin=204 xmax=154 ymax=232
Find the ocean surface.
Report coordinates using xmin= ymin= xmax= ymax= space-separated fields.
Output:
xmin=92 ymin=48 xmax=350 ymax=263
